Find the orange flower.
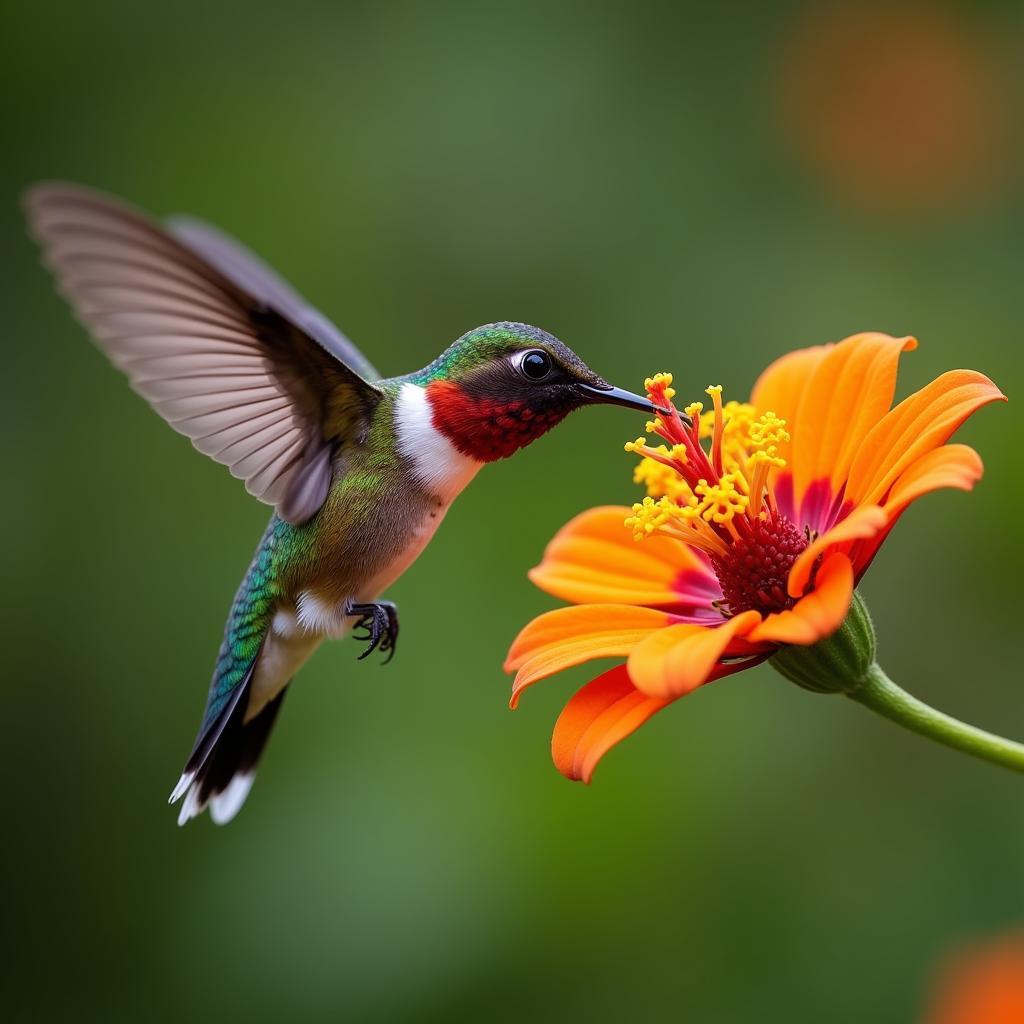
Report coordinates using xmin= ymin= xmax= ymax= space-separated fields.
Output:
xmin=922 ymin=933 xmax=1024 ymax=1024
xmin=505 ymin=332 xmax=1004 ymax=782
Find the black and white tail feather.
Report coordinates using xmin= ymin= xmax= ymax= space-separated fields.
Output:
xmin=169 ymin=667 xmax=288 ymax=826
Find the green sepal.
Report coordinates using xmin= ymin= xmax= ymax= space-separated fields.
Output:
xmin=769 ymin=590 xmax=877 ymax=694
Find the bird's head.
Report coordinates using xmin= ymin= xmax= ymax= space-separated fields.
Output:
xmin=407 ymin=322 xmax=667 ymax=462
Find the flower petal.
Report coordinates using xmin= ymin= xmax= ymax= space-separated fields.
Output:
xmin=748 ymin=552 xmax=854 ymax=646
xmin=788 ymin=333 xmax=917 ymax=501
xmin=553 ymin=656 xmax=769 ymax=782
xmin=505 ymin=604 xmax=671 ymax=706
xmin=527 ymin=505 xmax=721 ymax=610
xmin=883 ymin=443 xmax=985 ymax=517
xmin=551 ymin=665 xmax=672 ymax=783
xmin=750 ymin=343 xmax=833 ymax=428
xmin=627 ymin=610 xmax=762 ymax=699
xmin=787 ymin=503 xmax=888 ymax=598
xmin=853 ymin=445 xmax=984 ymax=579
xmin=845 ymin=369 xmax=1005 ymax=507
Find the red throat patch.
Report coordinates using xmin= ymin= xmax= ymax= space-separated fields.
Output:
xmin=425 ymin=379 xmax=570 ymax=461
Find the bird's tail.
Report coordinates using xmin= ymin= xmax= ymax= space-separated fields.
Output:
xmin=170 ymin=677 xmax=288 ymax=826
xmin=169 ymin=518 xmax=288 ymax=825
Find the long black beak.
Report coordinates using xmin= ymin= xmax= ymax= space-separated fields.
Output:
xmin=578 ymin=382 xmax=673 ymax=417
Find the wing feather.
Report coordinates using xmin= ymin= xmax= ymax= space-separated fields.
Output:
xmin=137 ymin=373 xmax=276 ymax=396
xmin=110 ymin=340 xmax=261 ymax=363
xmin=168 ymin=216 xmax=381 ymax=381
xmin=215 ymin=420 xmax=297 ymax=464
xmin=59 ymin=262 xmax=230 ymax=305
xmin=65 ymin=281 xmax=241 ymax=317
xmin=25 ymin=182 xmax=382 ymax=524
xmin=245 ymin=438 xmax=309 ymax=500
xmin=192 ymin=407 xmax=300 ymax=457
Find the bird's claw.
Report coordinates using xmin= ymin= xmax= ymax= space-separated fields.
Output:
xmin=347 ymin=601 xmax=399 ymax=663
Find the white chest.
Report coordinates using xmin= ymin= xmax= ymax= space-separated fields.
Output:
xmin=393 ymin=381 xmax=482 ymax=502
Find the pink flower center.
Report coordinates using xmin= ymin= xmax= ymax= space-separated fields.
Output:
xmin=710 ymin=508 xmax=808 ymax=615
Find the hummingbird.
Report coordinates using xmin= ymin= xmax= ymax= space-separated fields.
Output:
xmin=24 ymin=182 xmax=661 ymax=826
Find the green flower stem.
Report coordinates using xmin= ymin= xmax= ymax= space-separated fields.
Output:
xmin=770 ymin=592 xmax=1024 ymax=775
xmin=848 ymin=663 xmax=1024 ymax=775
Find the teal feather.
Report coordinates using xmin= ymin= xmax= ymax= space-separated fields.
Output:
xmin=200 ymin=517 xmax=290 ymax=732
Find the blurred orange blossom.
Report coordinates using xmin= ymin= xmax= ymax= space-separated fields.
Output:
xmin=923 ymin=933 xmax=1024 ymax=1024
xmin=774 ymin=1 xmax=1011 ymax=218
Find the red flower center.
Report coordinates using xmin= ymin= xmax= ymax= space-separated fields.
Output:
xmin=710 ymin=509 xmax=808 ymax=615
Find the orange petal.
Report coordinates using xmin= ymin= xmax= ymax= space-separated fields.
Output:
xmin=883 ymin=443 xmax=984 ymax=517
xmin=527 ymin=505 xmax=719 ymax=608
xmin=787 ymin=503 xmax=888 ymax=598
xmin=505 ymin=604 xmax=671 ymax=706
xmin=748 ymin=553 xmax=854 ymax=646
xmin=551 ymin=665 xmax=672 ymax=783
xmin=788 ymin=333 xmax=917 ymax=500
xmin=845 ymin=369 xmax=1005 ymax=507
xmin=750 ymin=343 xmax=833 ymax=430
xmin=852 ymin=445 xmax=985 ymax=580
xmin=553 ymin=655 xmax=769 ymax=782
xmin=626 ymin=610 xmax=762 ymax=699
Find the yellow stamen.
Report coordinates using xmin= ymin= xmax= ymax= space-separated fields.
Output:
xmin=624 ymin=371 xmax=789 ymax=557
xmin=748 ymin=449 xmax=786 ymax=517
xmin=695 ymin=474 xmax=748 ymax=526
xmin=624 ymin=495 xmax=691 ymax=541
xmin=750 ymin=410 xmax=790 ymax=451
xmin=721 ymin=401 xmax=757 ymax=439
xmin=678 ymin=504 xmax=731 ymax=558
xmin=644 ymin=372 xmax=676 ymax=401
xmin=705 ymin=385 xmax=725 ymax=476
xmin=633 ymin=454 xmax=694 ymax=502
xmin=624 ymin=497 xmax=661 ymax=541
xmin=625 ymin=438 xmax=687 ymax=475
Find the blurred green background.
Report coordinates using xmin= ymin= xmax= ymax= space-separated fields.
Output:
xmin=3 ymin=2 xmax=1022 ymax=1021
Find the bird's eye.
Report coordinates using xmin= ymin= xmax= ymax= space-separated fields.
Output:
xmin=519 ymin=349 xmax=552 ymax=380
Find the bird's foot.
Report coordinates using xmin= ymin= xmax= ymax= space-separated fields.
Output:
xmin=346 ymin=600 xmax=399 ymax=663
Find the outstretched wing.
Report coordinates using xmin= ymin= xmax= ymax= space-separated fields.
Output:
xmin=167 ymin=215 xmax=380 ymax=382
xmin=24 ymin=182 xmax=381 ymax=525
